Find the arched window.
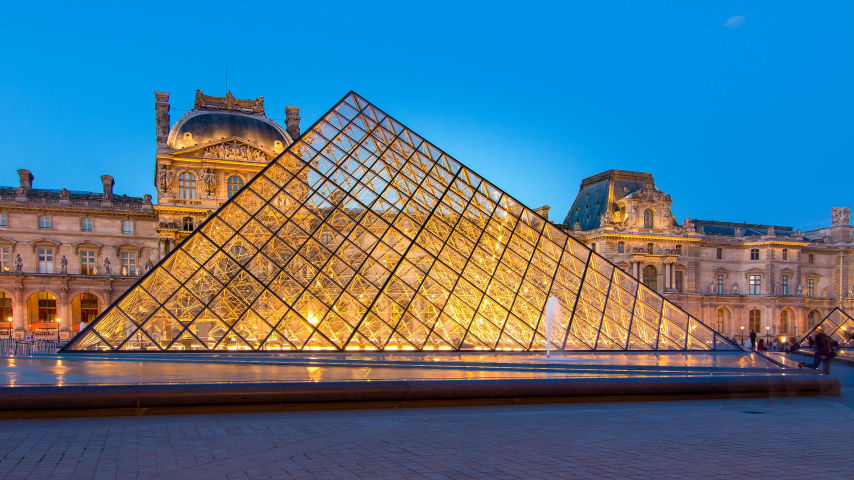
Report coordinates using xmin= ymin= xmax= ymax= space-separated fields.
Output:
xmin=227 ymin=175 xmax=244 ymax=199
xmin=675 ymin=244 xmax=682 ymax=255
xmin=643 ymin=209 xmax=654 ymax=229
xmin=617 ymin=241 xmax=624 ymax=253
xmin=178 ymin=172 xmax=196 ymax=199
xmin=0 ymin=291 xmax=12 ymax=323
xmin=780 ymin=309 xmax=790 ymax=334
xmin=182 ymin=216 xmax=194 ymax=231
xmin=715 ymin=308 xmax=726 ymax=332
xmin=808 ymin=310 xmax=821 ymax=328
xmin=749 ymin=309 xmax=761 ymax=332
xmin=643 ymin=265 xmax=657 ymax=290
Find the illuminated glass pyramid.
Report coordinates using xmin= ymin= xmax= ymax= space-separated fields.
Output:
xmin=63 ymin=92 xmax=737 ymax=352
xmin=797 ymin=308 xmax=854 ymax=348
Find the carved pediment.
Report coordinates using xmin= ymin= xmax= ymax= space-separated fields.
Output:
xmin=179 ymin=139 xmax=272 ymax=163
xmin=629 ymin=182 xmax=672 ymax=204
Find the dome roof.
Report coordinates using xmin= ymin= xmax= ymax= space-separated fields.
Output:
xmin=167 ymin=110 xmax=291 ymax=152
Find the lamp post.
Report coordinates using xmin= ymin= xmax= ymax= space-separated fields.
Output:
xmin=740 ymin=326 xmax=745 ymax=343
xmin=766 ymin=326 xmax=770 ymax=343
xmin=6 ymin=317 xmax=11 ymax=340
xmin=56 ymin=317 xmax=61 ymax=343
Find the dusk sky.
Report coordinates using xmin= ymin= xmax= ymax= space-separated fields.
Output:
xmin=1 ymin=1 xmax=851 ymax=230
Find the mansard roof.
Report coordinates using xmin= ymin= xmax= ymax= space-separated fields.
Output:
xmin=563 ymin=170 xmax=656 ymax=230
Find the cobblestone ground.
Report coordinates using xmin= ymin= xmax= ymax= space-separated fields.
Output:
xmin=1 ymin=362 xmax=852 ymax=479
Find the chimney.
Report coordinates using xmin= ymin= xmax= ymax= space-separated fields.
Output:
xmin=534 ymin=205 xmax=550 ymax=221
xmin=17 ymin=169 xmax=33 ymax=191
xmin=155 ymin=91 xmax=170 ymax=145
xmin=101 ymin=175 xmax=114 ymax=203
xmin=285 ymin=106 xmax=301 ymax=140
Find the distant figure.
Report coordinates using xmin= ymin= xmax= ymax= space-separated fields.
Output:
xmin=786 ymin=339 xmax=801 ymax=354
xmin=79 ymin=321 xmax=86 ymax=332
xmin=807 ymin=336 xmax=814 ymax=348
xmin=799 ymin=331 xmax=835 ymax=374
xmin=756 ymin=339 xmax=767 ymax=352
xmin=749 ymin=330 xmax=757 ymax=349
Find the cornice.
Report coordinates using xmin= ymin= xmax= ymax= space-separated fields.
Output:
xmin=0 ymin=202 xmax=156 ymax=219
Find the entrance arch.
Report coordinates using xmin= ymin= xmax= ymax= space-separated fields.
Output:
xmin=643 ymin=265 xmax=658 ymax=291
xmin=780 ymin=308 xmax=796 ymax=337
xmin=0 ymin=291 xmax=12 ymax=335
xmin=26 ymin=292 xmax=58 ymax=331
xmin=714 ymin=307 xmax=731 ymax=334
xmin=71 ymin=293 xmax=100 ymax=331
xmin=808 ymin=309 xmax=822 ymax=330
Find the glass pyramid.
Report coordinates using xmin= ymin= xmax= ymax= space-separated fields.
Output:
xmin=797 ymin=308 xmax=854 ymax=348
xmin=62 ymin=92 xmax=738 ymax=353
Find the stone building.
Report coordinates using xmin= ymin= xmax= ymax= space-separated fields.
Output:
xmin=0 ymin=90 xmax=300 ymax=340
xmin=563 ymin=170 xmax=854 ymax=342
xmin=153 ymin=90 xmax=300 ymax=254
xmin=0 ymin=170 xmax=159 ymax=340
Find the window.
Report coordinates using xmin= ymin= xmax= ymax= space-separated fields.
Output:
xmin=716 ymin=248 xmax=722 ymax=260
xmin=0 ymin=291 xmax=11 ymax=322
xmin=716 ymin=274 xmax=724 ymax=294
xmin=37 ymin=248 xmax=53 ymax=273
xmin=122 ymin=220 xmax=134 ymax=235
xmin=716 ymin=309 xmax=725 ymax=332
xmin=748 ymin=309 xmax=761 ymax=333
xmin=781 ymin=275 xmax=789 ymax=295
xmin=675 ymin=271 xmax=684 ymax=292
xmin=120 ymin=252 xmax=136 ymax=276
xmin=591 ymin=243 xmax=596 ymax=252
xmin=750 ymin=248 xmax=759 ymax=260
xmin=0 ymin=247 xmax=9 ymax=272
xmin=647 ymin=243 xmax=654 ymax=254
xmin=782 ymin=248 xmax=788 ymax=260
xmin=675 ymin=244 xmax=682 ymax=255
xmin=79 ymin=293 xmax=99 ymax=325
xmin=178 ymin=172 xmax=196 ymax=199
xmin=81 ymin=218 xmax=93 ymax=232
xmin=227 ymin=175 xmax=244 ymax=199
xmin=182 ymin=216 xmax=194 ymax=231
xmin=748 ymin=274 xmax=761 ymax=295
xmin=617 ymin=241 xmax=624 ymax=253
xmin=38 ymin=216 xmax=51 ymax=230
xmin=643 ymin=265 xmax=657 ymax=290
xmin=36 ymin=292 xmax=57 ymax=323
xmin=808 ymin=310 xmax=820 ymax=328
xmin=80 ymin=250 xmax=96 ymax=275
xmin=807 ymin=278 xmax=815 ymax=297
xmin=780 ymin=310 xmax=789 ymax=334
xmin=643 ymin=209 xmax=654 ymax=229
xmin=808 ymin=253 xmax=814 ymax=264
xmin=0 ymin=213 xmax=6 ymax=228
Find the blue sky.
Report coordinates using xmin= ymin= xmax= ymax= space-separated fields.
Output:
xmin=1 ymin=1 xmax=851 ymax=230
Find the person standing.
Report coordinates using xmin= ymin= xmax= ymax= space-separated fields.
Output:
xmin=799 ymin=331 xmax=835 ymax=374
xmin=749 ymin=329 xmax=757 ymax=350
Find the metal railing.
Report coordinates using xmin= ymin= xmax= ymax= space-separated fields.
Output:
xmin=0 ymin=338 xmax=63 ymax=356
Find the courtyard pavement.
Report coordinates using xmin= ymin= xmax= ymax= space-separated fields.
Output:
xmin=0 ymin=356 xmax=851 ymax=479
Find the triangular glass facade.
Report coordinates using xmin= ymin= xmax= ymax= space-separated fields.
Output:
xmin=797 ymin=308 xmax=854 ymax=348
xmin=63 ymin=92 xmax=737 ymax=352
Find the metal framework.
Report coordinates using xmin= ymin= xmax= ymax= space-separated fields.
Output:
xmin=62 ymin=92 xmax=738 ymax=352
xmin=797 ymin=307 xmax=854 ymax=347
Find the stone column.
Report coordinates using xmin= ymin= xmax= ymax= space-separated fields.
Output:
xmin=664 ymin=264 xmax=671 ymax=290
xmin=58 ymin=287 xmax=71 ymax=341
xmin=11 ymin=286 xmax=25 ymax=339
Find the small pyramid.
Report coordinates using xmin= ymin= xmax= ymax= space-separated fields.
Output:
xmin=797 ymin=308 xmax=854 ymax=347
xmin=63 ymin=92 xmax=738 ymax=352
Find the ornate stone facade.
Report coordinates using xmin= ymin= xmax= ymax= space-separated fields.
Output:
xmin=0 ymin=170 xmax=159 ymax=340
xmin=153 ymin=90 xmax=301 ymax=254
xmin=564 ymin=170 xmax=854 ymax=342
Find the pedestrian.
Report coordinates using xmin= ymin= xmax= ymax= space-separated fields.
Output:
xmin=749 ymin=329 xmax=757 ymax=349
xmin=807 ymin=336 xmax=814 ymax=348
xmin=757 ymin=339 xmax=767 ymax=352
xmin=79 ymin=320 xmax=86 ymax=332
xmin=799 ymin=331 xmax=835 ymax=374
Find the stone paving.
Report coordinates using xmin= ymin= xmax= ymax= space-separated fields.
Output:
xmin=0 ymin=359 xmax=852 ymax=479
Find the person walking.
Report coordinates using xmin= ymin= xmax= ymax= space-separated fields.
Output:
xmin=799 ymin=331 xmax=835 ymax=374
xmin=749 ymin=329 xmax=757 ymax=350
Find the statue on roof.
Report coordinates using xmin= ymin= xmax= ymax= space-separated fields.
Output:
xmin=832 ymin=206 xmax=850 ymax=226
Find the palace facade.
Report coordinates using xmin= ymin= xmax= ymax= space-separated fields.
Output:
xmin=0 ymin=91 xmax=300 ymax=339
xmin=563 ymin=170 xmax=854 ymax=342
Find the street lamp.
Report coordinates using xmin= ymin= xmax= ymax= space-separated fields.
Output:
xmin=5 ymin=317 xmax=11 ymax=340
xmin=766 ymin=326 xmax=770 ymax=343
xmin=740 ymin=326 xmax=745 ymax=343
xmin=55 ymin=317 xmax=61 ymax=342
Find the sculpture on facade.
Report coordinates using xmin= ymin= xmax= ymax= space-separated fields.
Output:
xmin=104 ymin=258 xmax=112 ymax=277
xmin=199 ymin=168 xmax=217 ymax=195
xmin=850 ymin=285 xmax=854 ymax=298
xmin=144 ymin=259 xmax=154 ymax=272
xmin=143 ymin=194 xmax=152 ymax=205
xmin=682 ymin=217 xmax=695 ymax=230
xmin=200 ymin=142 xmax=267 ymax=162
xmin=796 ymin=283 xmax=803 ymax=296
xmin=731 ymin=282 xmax=738 ymax=294
xmin=60 ymin=188 xmax=70 ymax=201
xmin=157 ymin=165 xmax=174 ymax=192
xmin=773 ymin=281 xmax=780 ymax=295
xmin=60 ymin=255 xmax=68 ymax=275
xmin=14 ymin=254 xmax=23 ymax=274
xmin=823 ymin=287 xmax=829 ymax=298
xmin=832 ymin=206 xmax=851 ymax=226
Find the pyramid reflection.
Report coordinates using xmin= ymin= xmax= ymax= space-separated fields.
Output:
xmin=63 ymin=92 xmax=738 ymax=352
